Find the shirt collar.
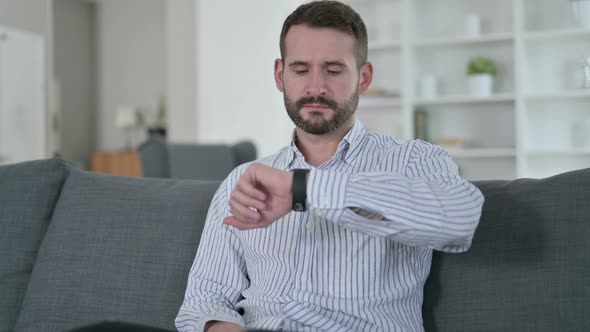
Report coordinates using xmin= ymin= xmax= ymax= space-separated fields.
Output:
xmin=282 ymin=119 xmax=367 ymax=169
xmin=340 ymin=119 xmax=367 ymax=164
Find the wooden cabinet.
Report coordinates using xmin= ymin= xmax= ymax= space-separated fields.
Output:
xmin=91 ymin=151 xmax=142 ymax=177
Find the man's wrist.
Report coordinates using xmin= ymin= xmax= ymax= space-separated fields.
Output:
xmin=204 ymin=320 xmax=218 ymax=331
xmin=205 ymin=320 xmax=244 ymax=332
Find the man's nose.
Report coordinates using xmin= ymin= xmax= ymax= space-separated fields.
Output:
xmin=305 ymin=71 xmax=327 ymax=96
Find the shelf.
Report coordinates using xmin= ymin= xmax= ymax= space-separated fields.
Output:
xmin=368 ymin=41 xmax=401 ymax=52
xmin=412 ymin=33 xmax=514 ymax=48
xmin=525 ymin=28 xmax=590 ymax=41
xmin=449 ymin=148 xmax=517 ymax=159
xmin=358 ymin=96 xmax=402 ymax=109
xmin=525 ymin=90 xmax=590 ymax=101
xmin=342 ymin=1 xmax=588 ymax=180
xmin=526 ymin=148 xmax=590 ymax=157
xmin=414 ymin=93 xmax=515 ymax=106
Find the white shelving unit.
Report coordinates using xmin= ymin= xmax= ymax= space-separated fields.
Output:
xmin=412 ymin=33 xmax=514 ymax=48
xmin=414 ymin=93 xmax=515 ymax=106
xmin=345 ymin=0 xmax=590 ymax=180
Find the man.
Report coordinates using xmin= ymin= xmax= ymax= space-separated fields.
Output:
xmin=176 ymin=1 xmax=484 ymax=331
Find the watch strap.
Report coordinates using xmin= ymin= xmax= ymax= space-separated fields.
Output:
xmin=292 ymin=169 xmax=309 ymax=211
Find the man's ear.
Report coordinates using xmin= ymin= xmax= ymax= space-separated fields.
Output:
xmin=358 ymin=62 xmax=374 ymax=94
xmin=274 ymin=58 xmax=285 ymax=92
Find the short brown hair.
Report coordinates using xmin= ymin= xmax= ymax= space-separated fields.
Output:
xmin=279 ymin=0 xmax=368 ymax=68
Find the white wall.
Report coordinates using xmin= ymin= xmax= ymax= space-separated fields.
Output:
xmin=166 ymin=0 xmax=197 ymax=143
xmin=53 ymin=0 xmax=96 ymax=168
xmin=195 ymin=0 xmax=298 ymax=157
xmin=0 ymin=1 xmax=48 ymax=35
xmin=95 ymin=0 xmax=165 ymax=151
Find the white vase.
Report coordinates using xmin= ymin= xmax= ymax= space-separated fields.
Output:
xmin=419 ymin=76 xmax=438 ymax=99
xmin=468 ymin=74 xmax=493 ymax=97
xmin=465 ymin=14 xmax=481 ymax=37
xmin=571 ymin=0 xmax=590 ymax=28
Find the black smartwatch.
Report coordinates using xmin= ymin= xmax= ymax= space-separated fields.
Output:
xmin=292 ymin=169 xmax=310 ymax=211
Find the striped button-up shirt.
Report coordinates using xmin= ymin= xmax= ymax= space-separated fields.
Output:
xmin=176 ymin=120 xmax=484 ymax=332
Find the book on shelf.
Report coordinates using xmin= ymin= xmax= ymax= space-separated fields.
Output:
xmin=414 ymin=109 xmax=429 ymax=142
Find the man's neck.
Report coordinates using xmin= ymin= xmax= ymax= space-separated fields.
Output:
xmin=295 ymin=119 xmax=355 ymax=167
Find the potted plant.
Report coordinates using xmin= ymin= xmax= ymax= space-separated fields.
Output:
xmin=467 ymin=56 xmax=496 ymax=97
xmin=570 ymin=0 xmax=590 ymax=28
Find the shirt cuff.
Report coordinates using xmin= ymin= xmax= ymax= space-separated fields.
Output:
xmin=307 ymin=169 xmax=350 ymax=210
xmin=176 ymin=306 xmax=245 ymax=332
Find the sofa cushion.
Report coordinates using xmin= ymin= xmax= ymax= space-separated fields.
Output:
xmin=14 ymin=168 xmax=220 ymax=332
xmin=168 ymin=144 xmax=236 ymax=180
xmin=423 ymin=167 xmax=590 ymax=331
xmin=0 ymin=159 xmax=71 ymax=332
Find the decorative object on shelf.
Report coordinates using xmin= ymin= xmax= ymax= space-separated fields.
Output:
xmin=465 ymin=14 xmax=481 ymax=37
xmin=363 ymin=87 xmax=401 ymax=98
xmin=148 ymin=95 xmax=168 ymax=138
xmin=419 ymin=76 xmax=439 ymax=99
xmin=569 ymin=0 xmax=590 ymax=28
xmin=466 ymin=56 xmax=497 ymax=97
xmin=567 ymin=56 xmax=590 ymax=89
xmin=414 ymin=109 xmax=429 ymax=142
xmin=115 ymin=106 xmax=144 ymax=151
xmin=435 ymin=137 xmax=465 ymax=153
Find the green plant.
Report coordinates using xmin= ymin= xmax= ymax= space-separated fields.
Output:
xmin=467 ymin=56 xmax=497 ymax=76
xmin=156 ymin=96 xmax=167 ymax=128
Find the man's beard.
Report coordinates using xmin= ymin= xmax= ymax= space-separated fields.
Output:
xmin=284 ymin=89 xmax=359 ymax=135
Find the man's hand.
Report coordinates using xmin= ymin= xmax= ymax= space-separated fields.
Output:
xmin=205 ymin=321 xmax=245 ymax=332
xmin=224 ymin=163 xmax=293 ymax=230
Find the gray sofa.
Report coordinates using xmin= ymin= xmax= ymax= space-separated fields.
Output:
xmin=138 ymin=135 xmax=257 ymax=180
xmin=1 ymin=158 xmax=588 ymax=332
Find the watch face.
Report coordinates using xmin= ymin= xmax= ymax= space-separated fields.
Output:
xmin=293 ymin=202 xmax=306 ymax=212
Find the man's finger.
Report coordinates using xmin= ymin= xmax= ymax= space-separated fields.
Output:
xmin=223 ymin=216 xmax=262 ymax=230
xmin=228 ymin=199 xmax=261 ymax=223
xmin=236 ymin=178 xmax=267 ymax=201
xmin=230 ymin=190 xmax=266 ymax=211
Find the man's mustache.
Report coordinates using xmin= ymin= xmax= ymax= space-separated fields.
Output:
xmin=295 ymin=96 xmax=337 ymax=110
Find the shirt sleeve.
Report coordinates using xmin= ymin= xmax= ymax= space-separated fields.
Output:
xmin=307 ymin=139 xmax=484 ymax=253
xmin=175 ymin=176 xmax=248 ymax=331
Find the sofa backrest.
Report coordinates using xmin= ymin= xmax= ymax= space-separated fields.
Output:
xmin=423 ymin=167 xmax=590 ymax=331
xmin=5 ymin=159 xmax=589 ymax=331
xmin=167 ymin=144 xmax=236 ymax=180
xmin=138 ymin=136 xmax=257 ymax=181
xmin=12 ymin=164 xmax=220 ymax=332
xmin=0 ymin=159 xmax=71 ymax=332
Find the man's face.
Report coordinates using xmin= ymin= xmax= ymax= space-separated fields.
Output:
xmin=275 ymin=25 xmax=372 ymax=135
